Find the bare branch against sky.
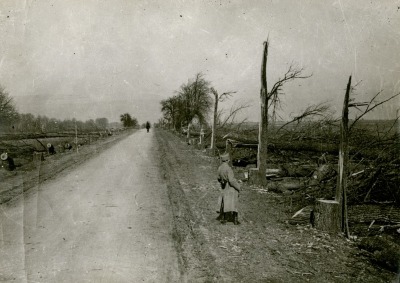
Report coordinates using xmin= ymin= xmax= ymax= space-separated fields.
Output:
xmin=0 ymin=0 xmax=399 ymax=123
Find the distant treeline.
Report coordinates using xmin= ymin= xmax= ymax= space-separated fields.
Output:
xmin=2 ymin=113 xmax=113 ymax=133
xmin=0 ymin=85 xmax=133 ymax=133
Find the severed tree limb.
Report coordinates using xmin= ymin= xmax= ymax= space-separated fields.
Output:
xmin=268 ymin=64 xmax=312 ymax=101
xmin=349 ymin=91 xmax=400 ymax=131
xmin=217 ymin=101 xmax=250 ymax=130
xmin=266 ymin=64 xmax=312 ymax=122
xmin=277 ymin=103 xmax=331 ymax=133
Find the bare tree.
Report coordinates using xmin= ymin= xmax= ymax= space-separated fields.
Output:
xmin=210 ymin=87 xmax=236 ymax=153
xmin=176 ymin=73 xmax=212 ymax=139
xmin=256 ymin=39 xmax=311 ymax=185
xmin=120 ymin=113 xmax=137 ymax=128
xmin=161 ymin=96 xmax=181 ymax=130
xmin=0 ymin=86 xmax=18 ymax=129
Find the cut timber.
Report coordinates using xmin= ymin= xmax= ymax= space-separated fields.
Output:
xmin=247 ymin=168 xmax=289 ymax=184
xmin=289 ymin=206 xmax=313 ymax=225
xmin=281 ymin=163 xmax=314 ymax=177
xmin=313 ymin=199 xmax=340 ymax=234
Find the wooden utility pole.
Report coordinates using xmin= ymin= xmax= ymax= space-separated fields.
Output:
xmin=257 ymin=40 xmax=269 ymax=186
xmin=210 ymin=90 xmax=219 ymax=153
xmin=336 ymin=75 xmax=352 ymax=237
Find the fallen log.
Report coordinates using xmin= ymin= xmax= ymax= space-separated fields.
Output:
xmin=365 ymin=223 xmax=400 ymax=233
xmin=233 ymin=143 xmax=258 ymax=149
xmin=269 ymin=177 xmax=307 ymax=191
xmin=348 ymin=204 xmax=400 ymax=224
xmin=281 ymin=163 xmax=315 ymax=177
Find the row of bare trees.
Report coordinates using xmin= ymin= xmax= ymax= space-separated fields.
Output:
xmin=160 ymin=73 xmax=249 ymax=151
xmin=160 ymin=73 xmax=212 ymax=133
xmin=2 ymin=112 xmax=111 ymax=134
xmin=17 ymin=114 xmax=111 ymax=133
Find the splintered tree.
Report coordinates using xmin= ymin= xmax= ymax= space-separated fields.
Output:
xmin=335 ymin=76 xmax=400 ymax=237
xmin=256 ymin=39 xmax=311 ymax=185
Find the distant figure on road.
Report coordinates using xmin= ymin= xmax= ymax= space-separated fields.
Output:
xmin=1 ymin=152 xmax=16 ymax=171
xmin=47 ymin=143 xmax=56 ymax=155
xmin=146 ymin=121 xmax=151 ymax=133
xmin=65 ymin=143 xmax=73 ymax=151
xmin=217 ymin=152 xmax=241 ymax=225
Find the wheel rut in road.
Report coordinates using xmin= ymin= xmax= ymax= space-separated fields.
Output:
xmin=156 ymin=130 xmax=224 ymax=282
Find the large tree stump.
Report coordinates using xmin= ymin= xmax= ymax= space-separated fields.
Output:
xmin=247 ymin=168 xmax=260 ymax=185
xmin=313 ymin=199 xmax=340 ymax=234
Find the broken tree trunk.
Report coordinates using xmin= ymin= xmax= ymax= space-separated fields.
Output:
xmin=256 ymin=40 xmax=269 ymax=186
xmin=210 ymin=91 xmax=218 ymax=154
xmin=336 ymin=75 xmax=352 ymax=238
xmin=313 ymin=199 xmax=340 ymax=234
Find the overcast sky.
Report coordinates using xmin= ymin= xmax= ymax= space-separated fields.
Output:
xmin=0 ymin=0 xmax=399 ymax=124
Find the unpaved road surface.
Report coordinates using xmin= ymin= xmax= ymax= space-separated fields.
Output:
xmin=0 ymin=129 xmax=180 ymax=282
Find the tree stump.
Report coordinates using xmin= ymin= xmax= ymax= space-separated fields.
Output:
xmin=313 ymin=199 xmax=340 ymax=234
xmin=247 ymin=168 xmax=261 ymax=185
xmin=33 ymin=152 xmax=44 ymax=163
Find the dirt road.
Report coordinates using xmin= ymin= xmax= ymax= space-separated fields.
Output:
xmin=0 ymin=129 xmax=180 ymax=282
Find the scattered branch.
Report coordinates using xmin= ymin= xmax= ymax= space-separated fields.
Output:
xmin=268 ymin=64 xmax=312 ymax=101
xmin=217 ymin=101 xmax=250 ymax=130
xmin=277 ymin=103 xmax=331 ymax=132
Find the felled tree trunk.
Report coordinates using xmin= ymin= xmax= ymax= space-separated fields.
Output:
xmin=313 ymin=199 xmax=340 ymax=234
xmin=348 ymin=204 xmax=400 ymax=223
